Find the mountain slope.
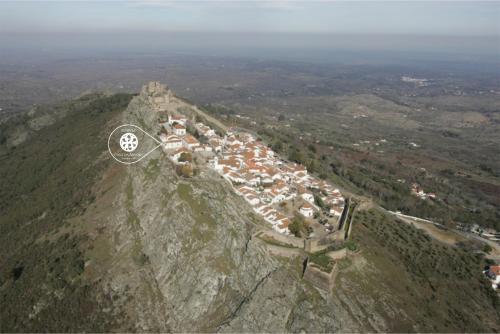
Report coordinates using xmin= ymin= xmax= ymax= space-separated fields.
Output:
xmin=74 ymin=91 xmax=361 ymax=332
xmin=1 ymin=90 xmax=498 ymax=332
xmin=0 ymin=92 xmax=361 ymax=332
xmin=0 ymin=93 xmax=133 ymax=332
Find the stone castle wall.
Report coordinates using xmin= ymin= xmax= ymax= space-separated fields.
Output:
xmin=303 ymin=261 xmax=338 ymax=291
xmin=304 ymin=232 xmax=344 ymax=253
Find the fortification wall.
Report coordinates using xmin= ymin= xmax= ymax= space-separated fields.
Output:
xmin=258 ymin=229 xmax=304 ymax=248
xmin=304 ymin=231 xmax=344 ymax=253
xmin=303 ymin=262 xmax=338 ymax=291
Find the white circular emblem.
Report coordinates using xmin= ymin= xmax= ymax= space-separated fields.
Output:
xmin=119 ymin=133 xmax=138 ymax=152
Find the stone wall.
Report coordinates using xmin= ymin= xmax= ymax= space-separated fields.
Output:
xmin=258 ymin=229 xmax=305 ymax=248
xmin=303 ymin=261 xmax=338 ymax=291
xmin=304 ymin=231 xmax=344 ymax=253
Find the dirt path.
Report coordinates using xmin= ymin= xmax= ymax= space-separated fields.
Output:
xmin=191 ymin=104 xmax=228 ymax=132
xmin=457 ymin=231 xmax=500 ymax=261
xmin=397 ymin=216 xmax=466 ymax=246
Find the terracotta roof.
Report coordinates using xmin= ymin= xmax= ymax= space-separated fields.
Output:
xmin=301 ymin=203 xmax=314 ymax=210
xmin=165 ymin=135 xmax=182 ymax=142
xmin=490 ymin=266 xmax=500 ymax=276
xmin=278 ymin=218 xmax=290 ymax=229
xmin=183 ymin=135 xmax=199 ymax=145
xmin=275 ymin=213 xmax=288 ymax=221
xmin=219 ymin=158 xmax=241 ymax=169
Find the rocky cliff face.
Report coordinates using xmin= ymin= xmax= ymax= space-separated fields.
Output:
xmin=76 ymin=92 xmax=361 ymax=332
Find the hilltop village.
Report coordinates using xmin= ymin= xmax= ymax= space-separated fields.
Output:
xmin=143 ymin=81 xmax=346 ymax=236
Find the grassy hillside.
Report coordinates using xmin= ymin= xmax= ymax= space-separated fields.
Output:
xmin=1 ymin=88 xmax=497 ymax=332
xmin=334 ymin=209 xmax=499 ymax=332
xmin=0 ymin=93 xmax=133 ymax=332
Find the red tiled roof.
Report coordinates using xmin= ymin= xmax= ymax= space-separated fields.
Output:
xmin=490 ymin=266 xmax=500 ymax=275
xmin=184 ymin=135 xmax=199 ymax=145
xmin=165 ymin=135 xmax=182 ymax=143
xmin=278 ymin=218 xmax=290 ymax=228
xmin=301 ymin=203 xmax=314 ymax=210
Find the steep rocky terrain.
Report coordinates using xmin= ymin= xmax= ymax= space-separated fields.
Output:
xmin=73 ymin=92 xmax=363 ymax=332
xmin=1 ymin=90 xmax=498 ymax=332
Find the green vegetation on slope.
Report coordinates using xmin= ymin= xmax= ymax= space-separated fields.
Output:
xmin=209 ymin=91 xmax=500 ymax=230
xmin=335 ymin=208 xmax=499 ymax=332
xmin=0 ymin=93 xmax=133 ymax=332
xmin=308 ymin=253 xmax=334 ymax=273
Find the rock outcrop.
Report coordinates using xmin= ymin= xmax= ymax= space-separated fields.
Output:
xmin=78 ymin=91 xmax=362 ymax=332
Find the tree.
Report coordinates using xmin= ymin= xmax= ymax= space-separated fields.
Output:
xmin=288 ymin=149 xmax=304 ymax=164
xmin=272 ymin=140 xmax=283 ymax=153
xmin=314 ymin=193 xmax=327 ymax=210
xmin=186 ymin=124 xmax=199 ymax=138
xmin=306 ymin=159 xmax=318 ymax=173
xmin=289 ymin=213 xmax=305 ymax=237
xmin=483 ymin=244 xmax=493 ymax=254
xmin=289 ymin=219 xmax=301 ymax=237
xmin=178 ymin=152 xmax=192 ymax=163
xmin=198 ymin=135 xmax=208 ymax=144
xmin=179 ymin=164 xmax=193 ymax=178
xmin=278 ymin=114 xmax=286 ymax=121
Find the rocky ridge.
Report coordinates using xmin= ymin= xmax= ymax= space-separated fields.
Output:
xmin=78 ymin=89 xmax=363 ymax=332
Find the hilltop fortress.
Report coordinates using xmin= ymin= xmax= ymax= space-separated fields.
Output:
xmin=141 ymin=81 xmax=175 ymax=112
xmin=141 ymin=81 xmax=357 ymax=289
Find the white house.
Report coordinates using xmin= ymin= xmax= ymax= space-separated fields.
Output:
xmin=209 ymin=138 xmax=222 ymax=152
xmin=223 ymin=170 xmax=246 ymax=184
xmin=485 ymin=265 xmax=500 ymax=290
xmin=200 ymin=144 xmax=212 ymax=152
xmin=173 ymin=123 xmax=186 ymax=136
xmin=301 ymin=192 xmax=315 ymax=204
xmin=183 ymin=134 xmax=200 ymax=150
xmin=270 ymin=193 xmax=286 ymax=204
xmin=268 ymin=213 xmax=290 ymax=234
xmin=235 ymin=185 xmax=253 ymax=195
xmin=274 ymin=217 xmax=290 ymax=234
xmin=263 ymin=209 xmax=278 ymax=225
xmin=299 ymin=203 xmax=315 ymax=218
xmin=196 ymin=123 xmax=216 ymax=137
xmin=168 ymin=114 xmax=187 ymax=126
xmin=163 ymin=135 xmax=183 ymax=150
xmin=171 ymin=147 xmax=191 ymax=162
xmin=329 ymin=205 xmax=343 ymax=217
xmin=244 ymin=193 xmax=260 ymax=206
xmin=253 ymin=203 xmax=270 ymax=214
xmin=159 ymin=133 xmax=169 ymax=143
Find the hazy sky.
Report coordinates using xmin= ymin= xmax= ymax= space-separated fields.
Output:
xmin=0 ymin=1 xmax=499 ymax=35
